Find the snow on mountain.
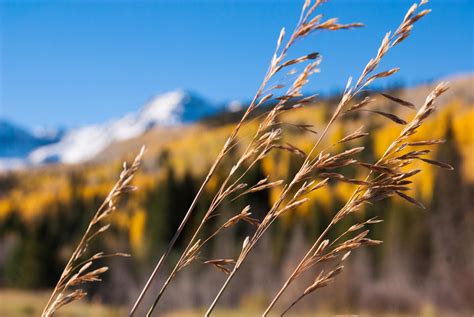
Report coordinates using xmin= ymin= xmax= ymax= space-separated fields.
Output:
xmin=138 ymin=89 xmax=217 ymax=124
xmin=28 ymin=90 xmax=220 ymax=164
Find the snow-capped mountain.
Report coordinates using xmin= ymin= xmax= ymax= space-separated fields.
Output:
xmin=26 ymin=90 xmax=220 ymax=164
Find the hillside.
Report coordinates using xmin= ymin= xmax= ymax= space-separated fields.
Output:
xmin=95 ymin=74 xmax=474 ymax=179
xmin=0 ymin=74 xmax=473 ymax=313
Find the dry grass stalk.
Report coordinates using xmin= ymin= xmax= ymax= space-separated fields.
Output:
xmin=123 ymin=1 xmax=451 ymax=316
xmin=203 ymin=1 xmax=446 ymax=316
xmin=265 ymin=82 xmax=451 ymax=316
xmin=41 ymin=146 xmax=145 ymax=317
xmin=133 ymin=1 xmax=365 ymax=316
xmin=128 ymin=5 xmax=345 ymax=314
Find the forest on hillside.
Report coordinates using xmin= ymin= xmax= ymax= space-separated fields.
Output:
xmin=0 ymin=85 xmax=473 ymax=314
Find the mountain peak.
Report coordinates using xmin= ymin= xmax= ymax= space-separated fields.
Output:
xmin=139 ymin=89 xmax=217 ymax=126
xmin=139 ymin=90 xmax=190 ymax=125
xmin=25 ymin=90 xmax=219 ymax=165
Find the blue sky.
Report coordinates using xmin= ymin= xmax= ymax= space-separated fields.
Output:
xmin=1 ymin=0 xmax=473 ymax=128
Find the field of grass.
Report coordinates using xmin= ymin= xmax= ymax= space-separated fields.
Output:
xmin=1 ymin=289 xmax=472 ymax=317
xmin=0 ymin=289 xmax=124 ymax=317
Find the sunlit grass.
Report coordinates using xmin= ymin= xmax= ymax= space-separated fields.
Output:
xmin=0 ymin=289 xmax=124 ymax=317
xmin=1 ymin=289 xmax=471 ymax=317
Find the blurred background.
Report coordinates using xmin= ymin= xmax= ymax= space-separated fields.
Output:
xmin=0 ymin=0 xmax=473 ymax=316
